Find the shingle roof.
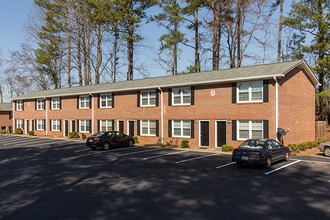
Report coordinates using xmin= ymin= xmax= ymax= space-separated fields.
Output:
xmin=0 ymin=103 xmax=12 ymax=111
xmin=11 ymin=60 xmax=318 ymax=101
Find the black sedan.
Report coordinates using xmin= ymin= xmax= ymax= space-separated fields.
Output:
xmin=86 ymin=131 xmax=134 ymax=150
xmin=231 ymin=138 xmax=290 ymax=168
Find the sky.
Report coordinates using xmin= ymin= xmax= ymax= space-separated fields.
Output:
xmin=0 ymin=0 xmax=35 ymax=58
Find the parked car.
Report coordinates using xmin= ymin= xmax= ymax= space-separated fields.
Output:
xmin=231 ymin=138 xmax=290 ymax=168
xmin=317 ymin=142 xmax=330 ymax=157
xmin=86 ymin=131 xmax=134 ymax=150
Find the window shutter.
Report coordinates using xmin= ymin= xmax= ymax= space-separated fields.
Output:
xmin=43 ymin=120 xmax=46 ymax=131
xmin=112 ymin=93 xmax=115 ymax=108
xmin=77 ymin=120 xmax=80 ymax=132
xmin=156 ymin=120 xmax=159 ymax=137
xmin=97 ymin=94 xmax=100 ymax=108
xmin=263 ymin=120 xmax=269 ymax=138
xmin=168 ymin=89 xmax=172 ymax=106
xmin=263 ymin=80 xmax=269 ymax=102
xmin=137 ymin=120 xmax=140 ymax=136
xmin=89 ymin=95 xmax=92 ymax=109
xmin=190 ymin=120 xmax=195 ymax=138
xmin=22 ymin=101 xmax=24 ymax=111
xmin=232 ymin=120 xmax=237 ymax=140
xmin=77 ymin=96 xmax=80 ymax=109
xmin=59 ymin=120 xmax=62 ymax=132
xmin=168 ymin=120 xmax=172 ymax=137
xmin=59 ymin=98 xmax=62 ymax=109
xmin=89 ymin=120 xmax=92 ymax=132
xmin=35 ymin=100 xmax=37 ymax=110
xmin=111 ymin=120 xmax=115 ymax=130
xmin=232 ymin=83 xmax=237 ymax=103
xmin=137 ymin=91 xmax=140 ymax=107
xmin=50 ymin=120 xmax=52 ymax=131
xmin=97 ymin=120 xmax=100 ymax=132
xmin=191 ymin=87 xmax=195 ymax=105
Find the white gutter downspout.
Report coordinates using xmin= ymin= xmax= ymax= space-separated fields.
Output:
xmin=90 ymin=93 xmax=94 ymax=134
xmin=158 ymin=87 xmax=164 ymax=144
xmin=45 ymin=97 xmax=48 ymax=136
xmin=273 ymin=76 xmax=279 ymax=140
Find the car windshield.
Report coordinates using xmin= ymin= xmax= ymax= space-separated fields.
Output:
xmin=239 ymin=140 xmax=265 ymax=149
xmin=93 ymin=132 xmax=105 ymax=137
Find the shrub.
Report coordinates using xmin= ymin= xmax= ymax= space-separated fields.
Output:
xmin=181 ymin=140 xmax=190 ymax=148
xmin=14 ymin=128 xmax=23 ymax=134
xmin=27 ymin=131 xmax=34 ymax=136
xmin=68 ymin=131 xmax=80 ymax=139
xmin=0 ymin=129 xmax=6 ymax=134
xmin=288 ymin=139 xmax=327 ymax=153
xmin=81 ymin=134 xmax=86 ymax=139
xmin=134 ymin=136 xmax=139 ymax=144
xmin=221 ymin=144 xmax=234 ymax=152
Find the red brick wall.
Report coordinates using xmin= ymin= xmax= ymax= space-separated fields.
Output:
xmin=278 ymin=68 xmax=316 ymax=144
xmin=0 ymin=111 xmax=12 ymax=130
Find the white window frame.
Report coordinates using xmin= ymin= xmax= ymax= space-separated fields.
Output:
xmin=237 ymin=81 xmax=263 ymax=102
xmin=100 ymin=94 xmax=113 ymax=108
xmin=37 ymin=99 xmax=45 ymax=110
xmin=16 ymin=100 xmax=23 ymax=111
xmin=99 ymin=120 xmax=113 ymax=131
xmin=51 ymin=119 xmax=61 ymax=131
xmin=141 ymin=90 xmax=156 ymax=106
xmin=79 ymin=120 xmax=90 ymax=133
xmin=51 ymin=98 xmax=61 ymax=110
xmin=172 ymin=120 xmax=191 ymax=137
xmin=79 ymin=95 xmax=90 ymax=109
xmin=141 ymin=120 xmax=156 ymax=136
xmin=16 ymin=119 xmax=24 ymax=129
xmin=237 ymin=120 xmax=263 ymax=140
xmin=37 ymin=119 xmax=45 ymax=130
xmin=172 ymin=87 xmax=191 ymax=105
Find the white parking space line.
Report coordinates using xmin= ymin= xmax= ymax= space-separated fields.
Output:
xmin=297 ymin=159 xmax=330 ymax=165
xmin=312 ymin=155 xmax=330 ymax=160
xmin=14 ymin=140 xmax=62 ymax=146
xmin=265 ymin=160 xmax=301 ymax=175
xmin=118 ymin=148 xmax=161 ymax=157
xmin=216 ymin=162 xmax=236 ymax=169
xmin=143 ymin=150 xmax=187 ymax=160
xmin=176 ymin=153 xmax=219 ymax=164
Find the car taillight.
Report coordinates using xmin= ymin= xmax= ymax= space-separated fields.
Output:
xmin=94 ymin=137 xmax=101 ymax=142
xmin=251 ymin=153 xmax=260 ymax=157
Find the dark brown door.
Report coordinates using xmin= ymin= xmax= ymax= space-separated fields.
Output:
xmin=217 ymin=121 xmax=226 ymax=147
xmin=200 ymin=121 xmax=209 ymax=146
xmin=129 ymin=121 xmax=134 ymax=136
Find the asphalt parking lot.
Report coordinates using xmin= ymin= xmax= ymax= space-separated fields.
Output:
xmin=0 ymin=135 xmax=329 ymax=220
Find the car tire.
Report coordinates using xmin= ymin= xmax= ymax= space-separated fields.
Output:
xmin=128 ymin=140 xmax=134 ymax=147
xmin=324 ymin=147 xmax=330 ymax=157
xmin=284 ymin=152 xmax=289 ymax=161
xmin=265 ymin=157 xmax=272 ymax=168
xmin=103 ymin=143 xmax=110 ymax=150
xmin=236 ymin=161 xmax=243 ymax=167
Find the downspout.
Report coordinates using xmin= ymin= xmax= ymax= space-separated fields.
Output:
xmin=45 ymin=97 xmax=48 ymax=136
xmin=273 ymin=76 xmax=279 ymax=140
xmin=90 ymin=93 xmax=94 ymax=134
xmin=158 ymin=87 xmax=164 ymax=144
xmin=12 ymin=102 xmax=15 ymax=134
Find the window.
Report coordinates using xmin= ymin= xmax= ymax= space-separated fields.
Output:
xmin=37 ymin=119 xmax=45 ymax=130
xmin=237 ymin=81 xmax=263 ymax=102
xmin=51 ymin=98 xmax=61 ymax=110
xmin=100 ymin=94 xmax=113 ymax=108
xmin=141 ymin=90 xmax=156 ymax=106
xmin=79 ymin=95 xmax=90 ymax=108
xmin=173 ymin=88 xmax=191 ymax=105
xmin=16 ymin=100 xmax=23 ymax=111
xmin=51 ymin=119 xmax=61 ymax=131
xmin=238 ymin=120 xmax=263 ymax=139
xmin=141 ymin=120 xmax=156 ymax=136
xmin=79 ymin=120 xmax=91 ymax=133
xmin=16 ymin=119 xmax=24 ymax=129
xmin=173 ymin=120 xmax=191 ymax=137
xmin=99 ymin=120 xmax=113 ymax=131
xmin=37 ymin=99 xmax=45 ymax=110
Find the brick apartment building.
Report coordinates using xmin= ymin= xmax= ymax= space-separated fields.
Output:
xmin=0 ymin=103 xmax=12 ymax=132
xmin=11 ymin=60 xmax=319 ymax=148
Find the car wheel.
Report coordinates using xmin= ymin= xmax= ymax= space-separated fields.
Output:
xmin=103 ymin=143 xmax=110 ymax=150
xmin=236 ymin=161 xmax=243 ymax=167
xmin=265 ymin=157 xmax=272 ymax=168
xmin=128 ymin=140 xmax=134 ymax=147
xmin=284 ymin=152 xmax=289 ymax=161
xmin=324 ymin=147 xmax=330 ymax=157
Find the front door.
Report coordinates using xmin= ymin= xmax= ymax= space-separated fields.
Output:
xmin=216 ymin=121 xmax=227 ymax=147
xmin=64 ymin=120 xmax=68 ymax=137
xmin=119 ymin=121 xmax=124 ymax=134
xmin=128 ymin=121 xmax=134 ymax=136
xmin=200 ymin=121 xmax=210 ymax=147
